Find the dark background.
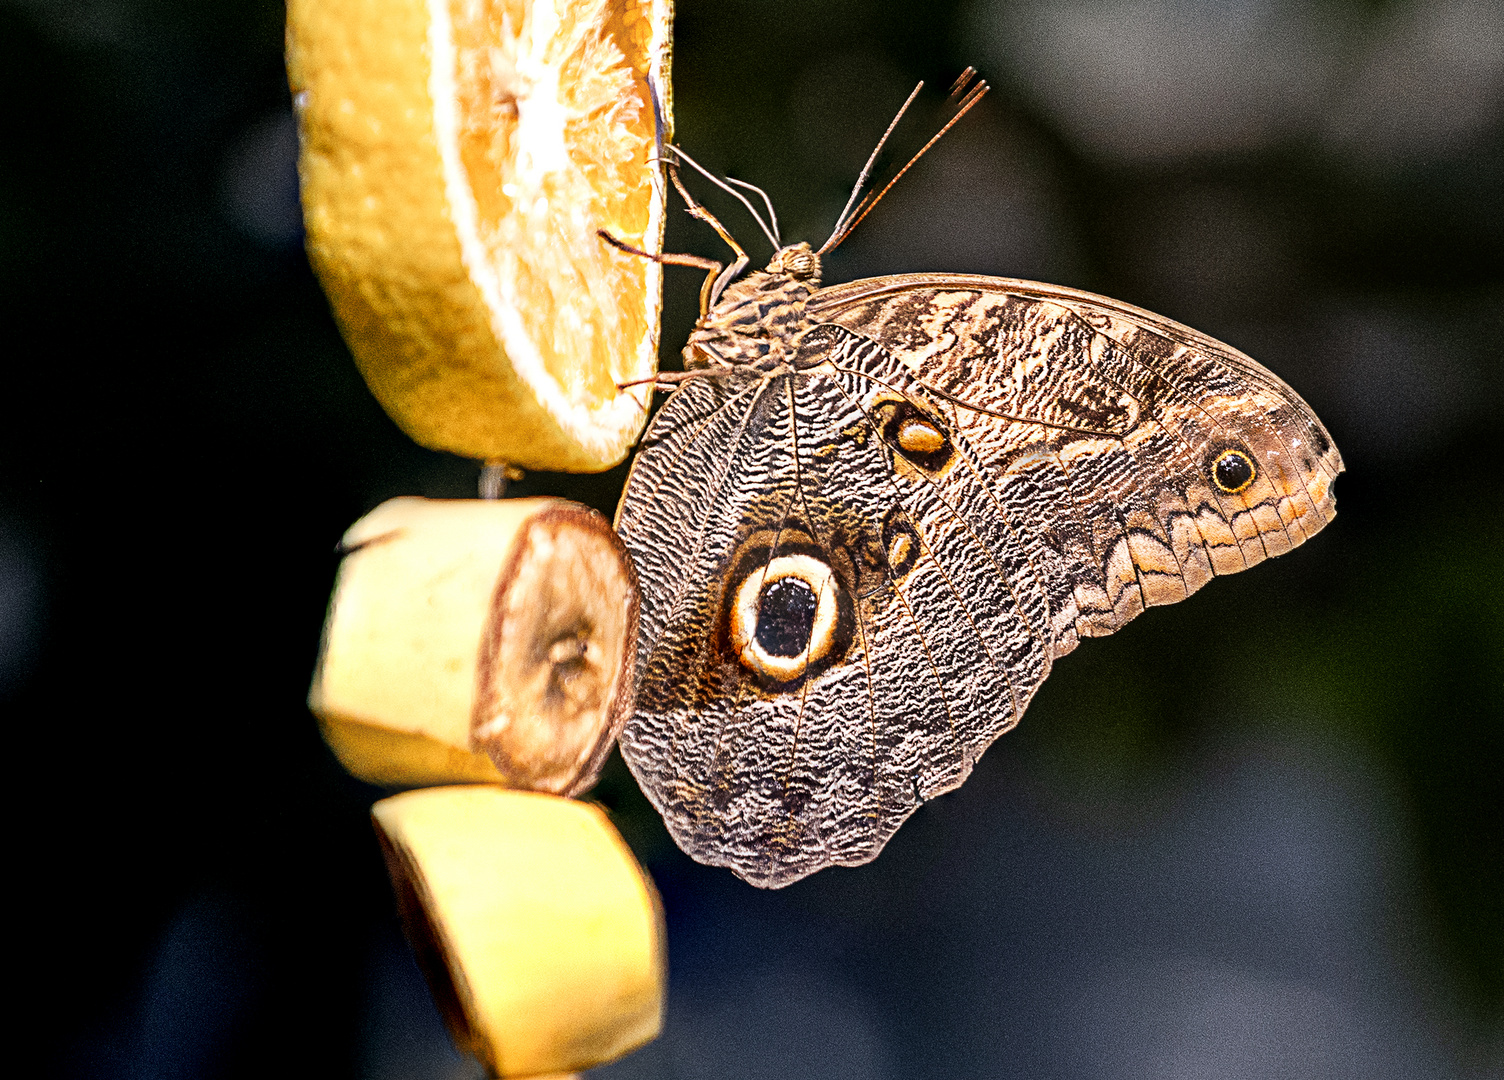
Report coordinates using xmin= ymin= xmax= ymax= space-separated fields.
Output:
xmin=3 ymin=0 xmax=1499 ymax=1077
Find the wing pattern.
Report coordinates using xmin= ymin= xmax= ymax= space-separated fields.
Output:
xmin=616 ymin=273 xmax=1342 ymax=887
xmin=813 ymin=277 xmax=1341 ymax=656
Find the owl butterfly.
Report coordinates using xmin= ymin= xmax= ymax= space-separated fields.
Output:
xmin=607 ymin=72 xmax=1342 ymax=888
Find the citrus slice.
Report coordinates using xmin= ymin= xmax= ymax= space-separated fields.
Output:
xmin=287 ymin=0 xmax=673 ymax=471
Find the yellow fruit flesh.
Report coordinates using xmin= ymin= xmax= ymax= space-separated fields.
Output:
xmin=373 ymin=787 xmax=665 ymax=1076
xmin=450 ymin=0 xmax=656 ymax=406
xmin=320 ymin=716 xmax=510 ymax=789
xmin=287 ymin=0 xmax=673 ymax=469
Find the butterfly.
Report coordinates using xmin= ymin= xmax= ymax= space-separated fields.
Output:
xmin=604 ymin=72 xmax=1342 ymax=888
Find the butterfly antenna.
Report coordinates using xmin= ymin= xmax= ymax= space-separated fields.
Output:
xmin=947 ymin=66 xmax=982 ymax=103
xmin=670 ymin=145 xmax=782 ymax=253
xmin=724 ymin=176 xmax=782 ymax=248
xmin=819 ymin=73 xmax=991 ymax=256
xmin=818 ymin=81 xmax=925 ymax=255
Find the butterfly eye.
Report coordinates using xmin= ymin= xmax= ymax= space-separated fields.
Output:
xmin=783 ymin=247 xmax=819 ymax=280
xmin=1211 ymin=448 xmax=1256 ymax=494
xmin=728 ymin=554 xmax=845 ymax=684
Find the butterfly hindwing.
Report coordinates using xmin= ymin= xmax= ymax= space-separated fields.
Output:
xmin=619 ymin=335 xmax=1053 ymax=886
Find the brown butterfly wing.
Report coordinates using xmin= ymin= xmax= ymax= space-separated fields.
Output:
xmin=615 ymin=272 xmax=1341 ymax=889
xmin=615 ymin=347 xmax=1053 ymax=887
xmin=808 ymin=274 xmax=1343 ymax=657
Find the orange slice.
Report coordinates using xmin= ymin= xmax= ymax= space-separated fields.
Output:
xmin=287 ymin=0 xmax=673 ymax=471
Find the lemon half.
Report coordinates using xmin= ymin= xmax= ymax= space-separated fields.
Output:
xmin=288 ymin=0 xmax=673 ymax=470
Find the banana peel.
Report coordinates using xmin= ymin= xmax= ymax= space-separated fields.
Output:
xmin=373 ymin=786 xmax=665 ymax=1076
xmin=310 ymin=497 xmax=639 ymax=795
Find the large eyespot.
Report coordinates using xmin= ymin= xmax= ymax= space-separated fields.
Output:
xmin=1211 ymin=448 xmax=1256 ymax=494
xmin=878 ymin=399 xmax=952 ymax=472
xmin=728 ymin=554 xmax=846 ymax=684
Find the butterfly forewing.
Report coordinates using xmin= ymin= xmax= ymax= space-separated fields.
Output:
xmin=811 ymin=276 xmax=1341 ymax=645
xmin=616 ymin=263 xmax=1341 ymax=888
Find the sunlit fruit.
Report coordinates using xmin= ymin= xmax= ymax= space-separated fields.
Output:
xmin=374 ymin=786 xmax=665 ymax=1075
xmin=287 ymin=0 xmax=674 ymax=470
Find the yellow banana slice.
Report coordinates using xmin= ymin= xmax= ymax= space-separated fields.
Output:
xmin=373 ymin=786 xmax=665 ymax=1076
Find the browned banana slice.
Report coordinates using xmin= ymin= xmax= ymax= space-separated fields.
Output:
xmin=310 ymin=497 xmax=638 ymax=794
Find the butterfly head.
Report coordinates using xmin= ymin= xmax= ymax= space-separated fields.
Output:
xmin=766 ymin=242 xmax=820 ymax=283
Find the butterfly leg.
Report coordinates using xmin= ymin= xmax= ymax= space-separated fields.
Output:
xmin=616 ymin=369 xmax=712 ymax=393
xmin=596 ymin=228 xmax=727 ymax=318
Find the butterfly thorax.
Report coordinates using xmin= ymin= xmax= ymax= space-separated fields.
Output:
xmin=683 ymin=243 xmax=823 ymax=374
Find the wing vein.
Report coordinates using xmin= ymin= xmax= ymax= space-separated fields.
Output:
xmin=822 ymin=373 xmax=1024 ymax=722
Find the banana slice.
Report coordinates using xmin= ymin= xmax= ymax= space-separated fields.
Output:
xmin=373 ymin=786 xmax=665 ymax=1076
xmin=310 ymin=497 xmax=638 ymax=794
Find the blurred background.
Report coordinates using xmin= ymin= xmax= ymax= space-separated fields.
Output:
xmin=3 ymin=0 xmax=1499 ymax=1076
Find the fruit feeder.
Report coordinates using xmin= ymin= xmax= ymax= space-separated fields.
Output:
xmin=287 ymin=0 xmax=675 ymax=1074
xmin=310 ymin=498 xmax=662 ymax=1077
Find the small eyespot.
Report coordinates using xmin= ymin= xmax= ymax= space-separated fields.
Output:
xmin=888 ymin=531 xmax=914 ymax=569
xmin=1212 ymin=448 xmax=1256 ymax=494
xmin=881 ymin=507 xmax=922 ymax=578
xmin=897 ymin=418 xmax=945 ymax=455
xmin=879 ymin=400 xmax=952 ymax=471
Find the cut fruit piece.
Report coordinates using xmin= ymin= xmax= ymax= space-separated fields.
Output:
xmin=286 ymin=0 xmax=674 ymax=470
xmin=310 ymin=497 xmax=639 ymax=794
xmin=373 ymin=786 xmax=665 ymax=1076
